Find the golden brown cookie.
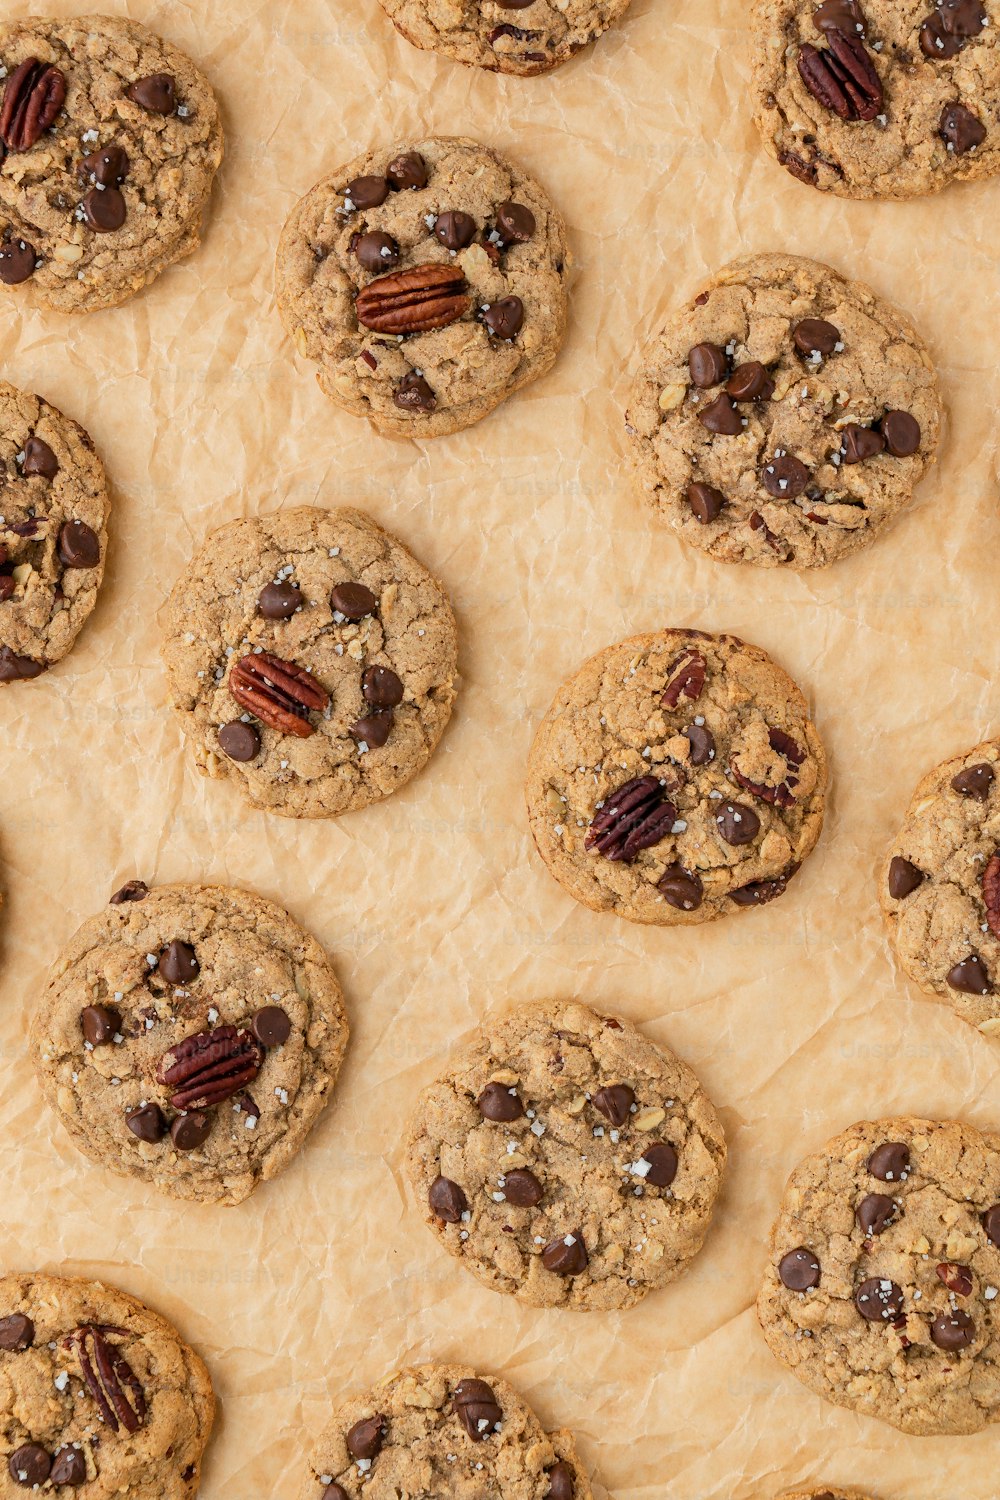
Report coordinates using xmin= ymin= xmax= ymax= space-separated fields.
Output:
xmin=376 ymin=0 xmax=633 ymax=75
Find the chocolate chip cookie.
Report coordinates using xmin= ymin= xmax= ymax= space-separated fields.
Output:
xmin=376 ymin=0 xmax=632 ymax=75
xmin=525 ymin=628 xmax=827 ymax=924
xmin=750 ymin=0 xmax=999 ymax=198
xmin=0 ymin=15 xmax=223 ymax=313
xmin=30 ymin=881 xmax=348 ymax=1205
xmin=296 ymin=1362 xmax=593 ymax=1499
xmin=161 ymin=506 xmax=458 ymax=819
xmin=626 ymin=254 xmax=941 ymax=568
xmin=780 ymin=1491 xmax=875 ymax=1500
xmin=0 ymin=1271 xmax=213 ymax=1497
xmin=0 ymin=381 xmax=109 ymax=683
xmin=276 ymin=137 xmax=569 ymax=439
xmin=758 ymin=1117 xmax=1000 ymax=1435
xmin=406 ymin=1001 xmax=726 ymax=1311
xmin=880 ymin=738 xmax=1000 ymax=1036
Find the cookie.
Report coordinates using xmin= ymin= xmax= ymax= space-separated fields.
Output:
xmin=779 ymin=1491 xmax=875 ymax=1500
xmin=276 ymin=136 xmax=569 ymax=439
xmin=406 ymin=1000 xmax=725 ymax=1312
xmin=525 ymin=628 xmax=827 ymax=925
xmin=161 ymin=506 xmax=458 ymax=820
xmin=0 ymin=15 xmax=223 ymax=313
xmin=0 ymin=1271 xmax=213 ymax=1498
xmin=376 ymin=0 xmax=632 ymax=75
xmin=296 ymin=1362 xmax=593 ymax=1500
xmin=625 ymin=254 xmax=941 ymax=569
xmin=880 ymin=737 xmax=1000 ymax=1036
xmin=30 ymin=881 xmax=348 ymax=1206
xmin=0 ymin=381 xmax=109 ymax=682
xmin=758 ymin=1117 xmax=1000 ymax=1435
xmin=749 ymin=0 xmax=999 ymax=200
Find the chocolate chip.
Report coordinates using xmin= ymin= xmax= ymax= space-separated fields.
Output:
xmin=346 ymin=1415 xmax=385 ymax=1460
xmin=658 ymin=863 xmax=704 ymax=912
xmin=688 ymin=343 xmax=728 ymax=387
xmin=840 ymin=423 xmax=885 ymax=464
xmin=478 ymin=1082 xmax=524 ymax=1122
xmin=698 ymin=394 xmax=744 ymax=434
xmin=330 ymin=581 xmax=377 ymax=619
xmin=948 ymin=955 xmax=992 ymax=994
xmin=940 ymin=102 xmax=986 ymax=154
xmin=345 ymin=175 xmax=388 ymax=208
xmin=386 ymin=151 xmax=427 ymax=190
xmin=880 ymin=410 xmax=921 ymax=457
xmin=170 ymin=1111 xmax=213 ymax=1151
xmin=78 ymin=144 xmax=129 ymax=186
xmin=888 ymin=856 xmax=923 ymax=899
xmin=542 ymin=1231 xmax=589 ymax=1276
xmin=126 ymin=1103 xmax=167 ymax=1143
xmin=778 ymin=1247 xmax=821 ymax=1290
xmin=0 ymin=238 xmax=37 ymax=285
xmin=726 ymin=361 xmax=774 ymax=402
xmin=428 ymin=1175 xmax=468 ymax=1222
xmin=434 ymin=211 xmax=476 ymax=250
xmin=687 ymin=482 xmax=725 ymax=524
xmin=127 ymin=74 xmax=177 ymax=114
xmin=950 ymin=763 xmax=994 ymax=800
xmin=684 ymin=724 xmax=715 ymax=765
xmin=856 ymin=1193 xmax=897 ymax=1237
xmin=57 ymin=520 xmax=100 ymax=568
xmin=353 ymin=230 xmax=399 ymax=273
xmin=761 ymin=452 xmax=809 ymax=498
xmin=0 ymin=1314 xmax=34 ymax=1351
xmin=350 ymin=712 xmax=392 ymax=748
xmin=496 ymin=201 xmax=535 ymax=245
xmin=930 ymin=1309 xmax=975 ymax=1351
xmin=252 ymin=1005 xmax=291 ymax=1048
xmin=641 ymin=1142 xmax=678 ymax=1187
xmin=481 ymin=296 xmax=524 ymax=340
xmin=546 ymin=1461 xmax=576 ymax=1499
xmin=8 ymin=1445 xmax=51 ymax=1487
xmin=22 ymin=436 xmax=58 ymax=478
xmin=730 ymin=873 xmax=794 ymax=906
xmin=158 ymin=940 xmax=199 ymax=985
xmin=258 ymin=580 xmax=301 ymax=619
xmin=218 ymin=720 xmax=261 ymax=762
xmin=321 ymin=1487 xmax=349 ymax=1500
xmin=867 ymin=1142 xmax=910 ymax=1181
xmin=0 ymin=645 xmax=45 ymax=681
xmin=855 ymin=1276 xmax=904 ymax=1321
xmin=82 ymin=185 xmax=126 ymax=233
xmin=920 ymin=12 xmax=964 ymax=55
xmin=394 ymin=371 xmax=436 ymax=411
xmin=813 ymin=0 xmax=865 ymax=33
xmin=982 ymin=1204 xmax=1000 ymax=1246
xmin=793 ymin=317 xmax=840 ymax=356
xmin=715 ymin=800 xmax=760 ymax=846
xmin=940 ymin=0 xmax=988 ymax=34
xmin=81 ymin=1004 xmax=121 ymax=1046
xmin=49 ymin=1448 xmax=86 ymax=1487
xmin=362 ymin=664 xmax=404 ymax=707
xmin=593 ymin=1084 xmax=635 ymax=1127
xmin=503 ymin=1167 xmax=543 ymax=1206
xmin=453 ymin=1379 xmax=502 ymax=1442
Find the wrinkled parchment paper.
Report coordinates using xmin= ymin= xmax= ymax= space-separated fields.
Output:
xmin=2 ymin=0 xmax=999 ymax=1495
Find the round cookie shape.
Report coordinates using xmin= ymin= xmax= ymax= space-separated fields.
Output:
xmin=0 ymin=382 xmax=110 ymax=681
xmin=525 ymin=628 xmax=827 ymax=925
xmin=276 ymin=137 xmax=569 ymax=439
xmin=161 ymin=506 xmax=458 ymax=819
xmin=406 ymin=1000 xmax=726 ymax=1311
xmin=376 ymin=0 xmax=632 ymax=75
xmin=880 ymin=737 xmax=1000 ymax=1035
xmin=758 ymin=1117 xmax=1000 ymax=1436
xmin=0 ymin=1272 xmax=213 ymax=1498
xmin=30 ymin=882 xmax=349 ymax=1205
xmin=749 ymin=0 xmax=999 ymax=200
xmin=779 ymin=1491 xmax=876 ymax=1500
xmin=0 ymin=16 xmax=223 ymax=313
xmin=297 ymin=1363 xmax=593 ymax=1500
xmin=626 ymin=255 xmax=941 ymax=569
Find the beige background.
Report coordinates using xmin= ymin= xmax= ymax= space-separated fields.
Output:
xmin=1 ymin=0 xmax=998 ymax=1496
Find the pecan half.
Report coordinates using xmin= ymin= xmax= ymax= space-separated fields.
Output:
xmin=355 ymin=263 xmax=469 ymax=335
xmin=67 ymin=1326 xmax=146 ymax=1435
xmin=157 ymin=1024 xmax=263 ymax=1110
xmin=936 ymin=1261 xmax=974 ymax=1297
xmin=662 ymin=651 xmax=706 ymax=709
xmin=585 ymin=775 xmax=676 ymax=863
xmin=0 ymin=59 xmax=66 ymax=152
xmin=798 ymin=29 xmax=883 ymax=122
xmin=730 ymin=727 xmax=805 ymax=808
xmin=229 ymin=651 xmax=329 ymax=738
xmin=982 ymin=851 xmax=1000 ymax=938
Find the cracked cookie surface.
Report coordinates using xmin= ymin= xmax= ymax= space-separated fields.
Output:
xmin=626 ymin=255 xmax=941 ymax=569
xmin=30 ymin=882 xmax=348 ymax=1205
xmin=750 ymin=0 xmax=1000 ymax=199
xmin=296 ymin=1362 xmax=593 ymax=1500
xmin=376 ymin=0 xmax=632 ymax=75
xmin=161 ymin=506 xmax=458 ymax=819
xmin=276 ymin=137 xmax=569 ymax=439
xmin=0 ymin=1272 xmax=213 ymax=1499
xmin=779 ymin=1491 xmax=876 ymax=1500
xmin=880 ymin=737 xmax=1000 ymax=1036
xmin=0 ymin=15 xmax=223 ymax=313
xmin=0 ymin=381 xmax=109 ymax=681
xmin=525 ymin=628 xmax=827 ymax=925
xmin=406 ymin=1001 xmax=725 ymax=1311
xmin=758 ymin=1117 xmax=1000 ymax=1435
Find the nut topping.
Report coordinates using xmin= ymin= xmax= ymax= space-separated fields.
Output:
xmin=229 ymin=651 xmax=329 ymax=738
xmin=355 ymin=262 xmax=469 ymax=335
xmin=67 ymin=1325 xmax=147 ymax=1435
xmin=797 ymin=25 xmax=883 ymax=122
xmin=662 ymin=650 xmax=706 ymax=709
xmin=0 ymin=59 xmax=66 ymax=152
xmin=982 ymin=851 xmax=1000 ymax=938
xmin=157 ymin=1025 xmax=263 ymax=1110
xmin=585 ymin=775 xmax=676 ymax=863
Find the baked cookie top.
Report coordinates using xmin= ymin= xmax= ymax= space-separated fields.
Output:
xmin=0 ymin=14 xmax=223 ymax=313
xmin=779 ymin=1491 xmax=875 ymax=1500
xmin=0 ymin=381 xmax=109 ymax=683
xmin=406 ymin=1001 xmax=725 ymax=1312
xmin=758 ymin=1117 xmax=1000 ymax=1436
xmin=0 ymin=1272 xmax=213 ymax=1499
xmin=749 ymin=0 xmax=999 ymax=199
xmin=161 ymin=506 xmax=458 ymax=820
xmin=296 ymin=1363 xmax=593 ymax=1500
xmin=626 ymin=254 xmax=941 ymax=569
xmin=276 ymin=137 xmax=569 ymax=439
xmin=376 ymin=0 xmax=632 ymax=75
xmin=526 ymin=628 xmax=827 ymax=925
xmin=880 ymin=737 xmax=1000 ymax=1035
xmin=30 ymin=881 xmax=348 ymax=1206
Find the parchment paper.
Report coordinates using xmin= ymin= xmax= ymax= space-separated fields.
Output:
xmin=2 ymin=1 xmax=999 ymax=1496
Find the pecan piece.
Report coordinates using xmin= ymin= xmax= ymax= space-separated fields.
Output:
xmin=0 ymin=59 xmax=66 ymax=152
xmin=157 ymin=1024 xmax=263 ymax=1110
xmin=662 ymin=650 xmax=706 ymax=709
xmin=229 ymin=651 xmax=329 ymax=738
xmin=355 ymin=262 xmax=469 ymax=335
xmin=982 ymin=851 xmax=1000 ymax=938
xmin=67 ymin=1325 xmax=146 ymax=1435
xmin=936 ymin=1262 xmax=974 ymax=1297
xmin=730 ymin=727 xmax=805 ymax=808
xmin=585 ymin=775 xmax=676 ymax=863
xmin=798 ymin=29 xmax=883 ymax=122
